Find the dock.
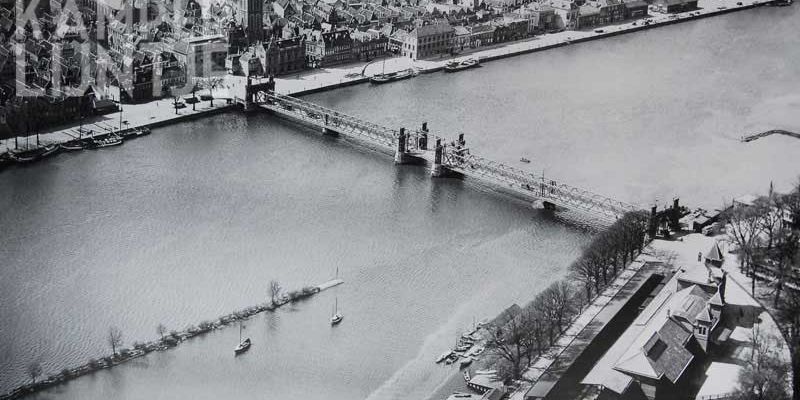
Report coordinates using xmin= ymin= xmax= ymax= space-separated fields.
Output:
xmin=317 ymin=278 xmax=344 ymax=291
xmin=741 ymin=129 xmax=800 ymax=142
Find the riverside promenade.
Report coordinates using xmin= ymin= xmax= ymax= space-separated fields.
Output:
xmin=263 ymin=0 xmax=769 ymax=96
xmin=0 ymin=88 xmax=235 ymax=154
xmin=0 ymin=0 xmax=772 ymax=154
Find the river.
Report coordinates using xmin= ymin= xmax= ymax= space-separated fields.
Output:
xmin=2 ymin=4 xmax=799 ymax=400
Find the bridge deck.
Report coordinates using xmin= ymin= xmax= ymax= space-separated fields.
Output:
xmin=258 ymin=92 xmax=638 ymax=226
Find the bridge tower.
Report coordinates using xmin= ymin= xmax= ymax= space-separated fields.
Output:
xmin=243 ymin=77 xmax=256 ymax=112
xmin=418 ymin=122 xmax=428 ymax=151
xmin=322 ymin=113 xmax=337 ymax=136
xmin=394 ymin=128 xmax=412 ymax=164
xmin=431 ymin=138 xmax=445 ymax=177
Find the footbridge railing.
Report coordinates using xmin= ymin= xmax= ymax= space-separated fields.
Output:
xmin=252 ymin=90 xmax=640 ymax=225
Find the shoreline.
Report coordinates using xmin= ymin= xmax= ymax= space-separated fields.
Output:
xmin=279 ymin=0 xmax=775 ymax=97
xmin=0 ymin=278 xmax=343 ymax=400
xmin=0 ymin=0 xmax=778 ymax=156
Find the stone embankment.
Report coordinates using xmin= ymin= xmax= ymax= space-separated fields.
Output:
xmin=0 ymin=278 xmax=343 ymax=400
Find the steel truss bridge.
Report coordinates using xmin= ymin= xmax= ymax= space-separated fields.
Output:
xmin=246 ymin=87 xmax=639 ymax=227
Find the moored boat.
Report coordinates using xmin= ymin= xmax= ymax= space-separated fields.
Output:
xmin=0 ymin=151 xmax=12 ymax=169
xmin=234 ymin=322 xmax=251 ymax=354
xmin=370 ymin=68 xmax=417 ymax=84
xmin=9 ymin=144 xmax=60 ymax=163
xmin=520 ymin=157 xmax=531 ymax=163
xmin=234 ymin=338 xmax=251 ymax=354
xmin=436 ymin=351 xmax=454 ymax=363
xmin=119 ymin=129 xmax=138 ymax=140
xmin=61 ymin=138 xmax=91 ymax=151
xmin=444 ymin=58 xmax=480 ymax=73
xmin=136 ymin=127 xmax=151 ymax=136
xmin=330 ymin=296 xmax=343 ymax=325
xmin=89 ymin=135 xmax=123 ymax=149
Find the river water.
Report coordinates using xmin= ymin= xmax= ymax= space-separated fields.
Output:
xmin=2 ymin=5 xmax=799 ymax=400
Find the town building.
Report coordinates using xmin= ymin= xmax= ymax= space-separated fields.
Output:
xmin=263 ymin=36 xmax=306 ymax=75
xmin=624 ymin=0 xmax=648 ymax=18
xmin=580 ymin=256 xmax=731 ymax=400
xmin=547 ymin=0 xmax=579 ymax=30
xmin=397 ymin=21 xmax=454 ymax=60
xmin=515 ymin=4 xmax=558 ymax=34
xmin=653 ymin=0 xmax=698 ymax=12
xmin=352 ymin=29 xmax=388 ymax=61
xmin=305 ymin=29 xmax=354 ymax=67
xmin=181 ymin=34 xmax=228 ymax=77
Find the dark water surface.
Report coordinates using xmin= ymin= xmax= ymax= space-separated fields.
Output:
xmin=2 ymin=5 xmax=799 ymax=399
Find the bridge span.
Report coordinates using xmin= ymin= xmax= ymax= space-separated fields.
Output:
xmin=241 ymin=81 xmax=639 ymax=227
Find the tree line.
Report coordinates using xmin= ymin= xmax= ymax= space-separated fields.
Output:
xmin=724 ymin=179 xmax=800 ymax=400
xmin=486 ymin=210 xmax=650 ymax=382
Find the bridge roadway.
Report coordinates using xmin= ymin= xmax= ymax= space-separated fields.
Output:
xmin=256 ymin=92 xmax=639 ymax=227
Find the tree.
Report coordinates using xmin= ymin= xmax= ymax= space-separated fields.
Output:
xmin=543 ymin=280 xmax=576 ymax=335
xmin=199 ymin=76 xmax=224 ymax=106
xmin=733 ymin=325 xmax=790 ymax=400
xmin=27 ymin=361 xmax=42 ymax=384
xmin=725 ymin=204 xmax=764 ymax=295
xmin=108 ymin=326 xmax=123 ymax=357
xmin=776 ymin=277 xmax=800 ymax=400
xmin=157 ymin=323 xmax=167 ymax=340
xmin=269 ymin=280 xmax=283 ymax=305
xmin=485 ymin=309 xmax=531 ymax=381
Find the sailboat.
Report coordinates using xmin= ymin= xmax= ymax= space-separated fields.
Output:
xmin=234 ymin=322 xmax=251 ymax=354
xmin=62 ymin=97 xmax=90 ymax=151
xmin=330 ymin=296 xmax=343 ymax=326
xmin=370 ymin=58 xmax=416 ymax=84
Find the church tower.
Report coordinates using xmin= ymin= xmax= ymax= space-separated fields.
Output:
xmin=237 ymin=0 xmax=264 ymax=43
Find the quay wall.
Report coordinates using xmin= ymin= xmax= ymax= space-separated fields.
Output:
xmin=478 ymin=3 xmax=764 ymax=65
xmin=286 ymin=0 xmax=772 ymax=98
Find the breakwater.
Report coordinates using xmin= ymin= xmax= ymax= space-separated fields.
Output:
xmin=0 ymin=278 xmax=343 ymax=400
xmin=741 ymin=129 xmax=800 ymax=142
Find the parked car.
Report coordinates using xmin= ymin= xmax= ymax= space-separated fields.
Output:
xmin=174 ymin=101 xmax=186 ymax=109
xmin=594 ymin=28 xmax=604 ymax=33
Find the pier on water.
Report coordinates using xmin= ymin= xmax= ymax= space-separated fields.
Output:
xmin=238 ymin=80 xmax=639 ymax=227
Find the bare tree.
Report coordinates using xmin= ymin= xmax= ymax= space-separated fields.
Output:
xmin=544 ymin=280 xmax=576 ymax=334
xmin=27 ymin=361 xmax=42 ymax=384
xmin=108 ymin=326 xmax=123 ymax=357
xmin=733 ymin=325 xmax=790 ymax=400
xmin=485 ymin=309 xmax=531 ymax=381
xmin=156 ymin=323 xmax=167 ymax=340
xmin=199 ymin=77 xmax=224 ymax=106
xmin=269 ymin=280 xmax=283 ymax=305
xmin=725 ymin=204 xmax=764 ymax=295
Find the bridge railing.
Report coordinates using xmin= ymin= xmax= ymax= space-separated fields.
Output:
xmin=443 ymin=149 xmax=637 ymax=220
xmin=258 ymin=92 xmax=639 ymax=223
xmin=266 ymin=93 xmax=398 ymax=147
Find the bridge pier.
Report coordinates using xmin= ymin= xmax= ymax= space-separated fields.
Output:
xmin=322 ymin=114 xmax=338 ymax=136
xmin=430 ymin=138 xmax=460 ymax=177
xmin=418 ymin=122 xmax=428 ymax=151
xmin=394 ymin=128 xmax=414 ymax=164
